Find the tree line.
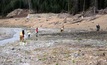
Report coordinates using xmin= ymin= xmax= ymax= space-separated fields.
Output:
xmin=0 ymin=0 xmax=107 ymax=16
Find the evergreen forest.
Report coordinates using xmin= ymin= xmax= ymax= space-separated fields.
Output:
xmin=0 ymin=0 xmax=107 ymax=16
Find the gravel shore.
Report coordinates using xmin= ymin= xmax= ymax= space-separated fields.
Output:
xmin=1 ymin=28 xmax=107 ymax=65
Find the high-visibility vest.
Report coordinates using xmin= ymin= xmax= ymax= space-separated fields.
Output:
xmin=20 ymin=32 xmax=23 ymax=36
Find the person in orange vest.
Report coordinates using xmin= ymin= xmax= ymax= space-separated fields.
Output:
xmin=20 ymin=30 xmax=25 ymax=41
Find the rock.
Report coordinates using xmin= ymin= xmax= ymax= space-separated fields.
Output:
xmin=12 ymin=48 xmax=15 ymax=50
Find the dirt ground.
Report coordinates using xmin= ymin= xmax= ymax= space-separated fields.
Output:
xmin=1 ymin=30 xmax=107 ymax=65
xmin=1 ymin=13 xmax=107 ymax=30
xmin=1 ymin=13 xmax=107 ymax=65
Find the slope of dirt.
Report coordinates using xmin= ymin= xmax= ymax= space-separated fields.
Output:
xmin=0 ymin=13 xmax=107 ymax=31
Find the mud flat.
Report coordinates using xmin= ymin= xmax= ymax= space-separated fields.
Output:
xmin=0 ymin=28 xmax=14 ymax=40
xmin=0 ymin=28 xmax=23 ymax=45
xmin=1 ymin=28 xmax=107 ymax=65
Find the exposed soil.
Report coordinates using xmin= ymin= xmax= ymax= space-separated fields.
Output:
xmin=1 ymin=13 xmax=107 ymax=65
xmin=0 ymin=28 xmax=107 ymax=65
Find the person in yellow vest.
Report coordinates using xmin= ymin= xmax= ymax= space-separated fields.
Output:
xmin=20 ymin=31 xmax=24 ymax=41
xmin=20 ymin=32 xmax=23 ymax=41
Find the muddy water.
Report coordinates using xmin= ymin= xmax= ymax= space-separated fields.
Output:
xmin=0 ymin=28 xmax=24 ymax=45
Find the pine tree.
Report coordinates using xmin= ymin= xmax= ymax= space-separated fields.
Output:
xmin=0 ymin=0 xmax=107 ymax=16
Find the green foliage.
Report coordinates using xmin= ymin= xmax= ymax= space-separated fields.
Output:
xmin=56 ymin=63 xmax=58 ymax=65
xmin=0 ymin=0 xmax=107 ymax=16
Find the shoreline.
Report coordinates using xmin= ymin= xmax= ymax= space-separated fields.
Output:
xmin=0 ymin=28 xmax=15 ymax=40
xmin=0 ymin=28 xmax=22 ymax=45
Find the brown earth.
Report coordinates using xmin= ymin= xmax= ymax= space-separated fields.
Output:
xmin=1 ymin=13 xmax=107 ymax=65
xmin=0 ymin=13 xmax=107 ymax=31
